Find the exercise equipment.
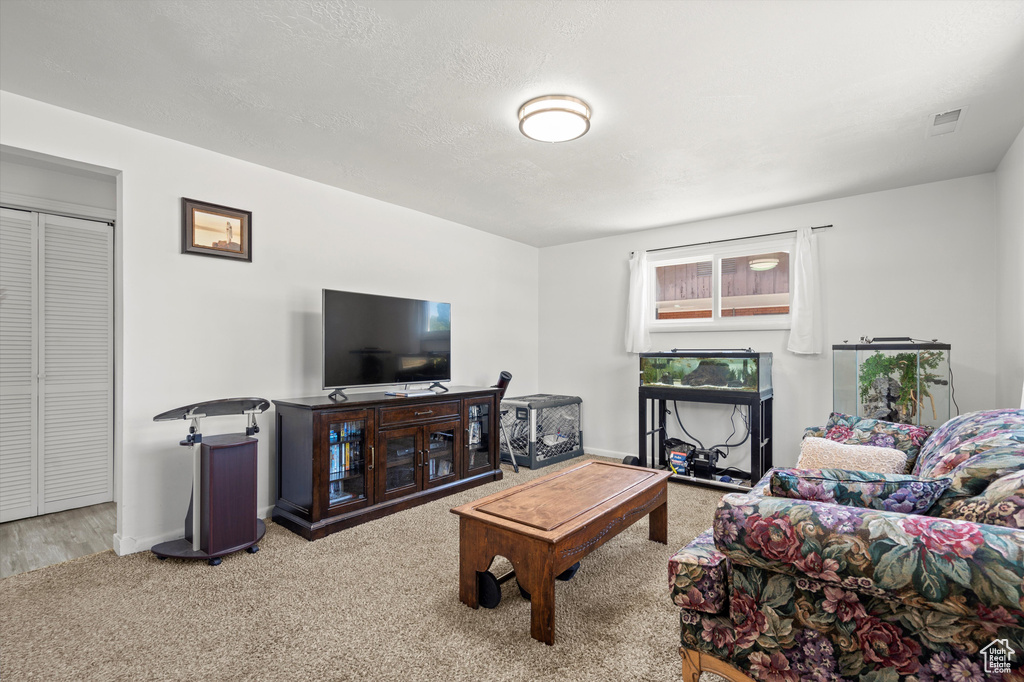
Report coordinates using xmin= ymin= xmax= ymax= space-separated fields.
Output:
xmin=493 ymin=371 xmax=519 ymax=473
xmin=151 ymin=397 xmax=269 ymax=566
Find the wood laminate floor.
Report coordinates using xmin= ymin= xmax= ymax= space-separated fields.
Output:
xmin=0 ymin=502 xmax=116 ymax=579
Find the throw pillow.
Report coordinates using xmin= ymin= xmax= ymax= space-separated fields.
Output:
xmin=770 ymin=468 xmax=951 ymax=514
xmin=914 ymin=408 xmax=1024 ymax=480
xmin=811 ymin=412 xmax=934 ymax=474
xmin=924 ymin=439 xmax=1024 ymax=516
xmin=941 ymin=469 xmax=1024 ymax=528
xmin=797 ymin=436 xmax=907 ymax=474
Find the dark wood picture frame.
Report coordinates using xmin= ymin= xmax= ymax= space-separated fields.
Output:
xmin=181 ymin=197 xmax=252 ymax=262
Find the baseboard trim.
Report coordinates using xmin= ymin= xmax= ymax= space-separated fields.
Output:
xmin=585 ymin=447 xmax=633 ymax=461
xmin=113 ymin=504 xmax=276 ymax=556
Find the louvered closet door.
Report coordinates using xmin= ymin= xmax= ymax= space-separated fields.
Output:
xmin=0 ymin=208 xmax=38 ymax=522
xmin=39 ymin=213 xmax=113 ymax=514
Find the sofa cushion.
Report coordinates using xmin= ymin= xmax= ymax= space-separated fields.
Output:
xmin=804 ymin=412 xmax=932 ymax=473
xmin=796 ymin=437 xmax=907 ymax=473
xmin=770 ymin=468 xmax=950 ymax=514
xmin=668 ymin=529 xmax=728 ymax=614
xmin=927 ymin=440 xmax=1024 ymax=516
xmin=941 ymin=469 xmax=1024 ymax=528
xmin=713 ymin=492 xmax=1024 ymax=629
xmin=914 ymin=408 xmax=1024 ymax=479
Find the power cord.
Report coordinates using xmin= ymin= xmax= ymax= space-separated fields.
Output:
xmin=672 ymin=402 xmax=705 ymax=450
xmin=711 ymin=404 xmax=751 ymax=451
xmin=949 ymin=364 xmax=960 ymax=416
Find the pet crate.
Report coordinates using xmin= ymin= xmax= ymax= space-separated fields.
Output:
xmin=499 ymin=394 xmax=583 ymax=469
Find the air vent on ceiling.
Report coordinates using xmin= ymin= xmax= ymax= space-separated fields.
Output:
xmin=928 ymin=107 xmax=965 ymax=137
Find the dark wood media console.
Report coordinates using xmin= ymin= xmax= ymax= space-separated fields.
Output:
xmin=273 ymin=386 xmax=502 ymax=540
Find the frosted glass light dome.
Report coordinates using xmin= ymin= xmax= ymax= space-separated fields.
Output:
xmin=749 ymin=258 xmax=780 ymax=271
xmin=518 ymin=95 xmax=591 ymax=143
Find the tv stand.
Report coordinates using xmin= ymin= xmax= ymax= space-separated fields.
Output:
xmin=429 ymin=382 xmax=449 ymax=393
xmin=328 ymin=389 xmax=349 ymax=402
xmin=273 ymin=386 xmax=502 ymax=540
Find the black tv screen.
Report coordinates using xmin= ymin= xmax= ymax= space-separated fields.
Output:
xmin=322 ymin=289 xmax=451 ymax=389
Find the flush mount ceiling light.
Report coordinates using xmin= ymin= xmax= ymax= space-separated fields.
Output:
xmin=518 ymin=95 xmax=591 ymax=143
xmin=749 ymin=258 xmax=779 ymax=271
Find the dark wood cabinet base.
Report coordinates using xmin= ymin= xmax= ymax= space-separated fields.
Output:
xmin=273 ymin=469 xmax=502 ymax=540
xmin=272 ymin=387 xmax=502 ymax=541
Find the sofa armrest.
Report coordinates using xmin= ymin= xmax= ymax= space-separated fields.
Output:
xmin=668 ymin=529 xmax=728 ymax=614
xmin=713 ymin=492 xmax=1024 ymax=628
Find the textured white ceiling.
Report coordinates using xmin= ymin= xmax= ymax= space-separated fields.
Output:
xmin=1 ymin=0 xmax=1022 ymax=247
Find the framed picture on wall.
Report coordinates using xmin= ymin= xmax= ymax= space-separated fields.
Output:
xmin=181 ymin=198 xmax=252 ymax=262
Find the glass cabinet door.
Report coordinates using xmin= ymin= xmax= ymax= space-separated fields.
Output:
xmin=379 ymin=427 xmax=420 ymax=501
xmin=424 ymin=421 xmax=459 ymax=488
xmin=326 ymin=414 xmax=370 ymax=511
xmin=465 ymin=398 xmax=493 ymax=475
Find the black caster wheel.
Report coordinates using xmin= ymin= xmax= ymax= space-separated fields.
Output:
xmin=518 ymin=583 xmax=531 ymax=601
xmin=208 ymin=557 xmax=222 ymax=566
xmin=622 ymin=456 xmax=640 ymax=467
xmin=557 ymin=561 xmax=581 ymax=581
xmin=478 ymin=571 xmax=501 ymax=609
xmin=246 ymin=545 xmax=259 ymax=554
xmin=157 ymin=556 xmax=167 ymax=561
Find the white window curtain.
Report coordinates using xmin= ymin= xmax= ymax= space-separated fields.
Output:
xmin=625 ymin=250 xmax=651 ymax=353
xmin=786 ymin=227 xmax=823 ymax=355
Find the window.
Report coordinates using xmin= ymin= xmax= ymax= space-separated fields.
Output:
xmin=649 ymin=236 xmax=794 ymax=331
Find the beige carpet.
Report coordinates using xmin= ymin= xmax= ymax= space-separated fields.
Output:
xmin=0 ymin=458 xmax=726 ymax=682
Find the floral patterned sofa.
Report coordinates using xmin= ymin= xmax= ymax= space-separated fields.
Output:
xmin=668 ymin=408 xmax=1024 ymax=682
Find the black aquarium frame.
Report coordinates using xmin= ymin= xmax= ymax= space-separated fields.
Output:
xmin=637 ymin=351 xmax=773 ymax=492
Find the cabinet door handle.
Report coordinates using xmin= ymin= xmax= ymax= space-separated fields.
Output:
xmin=369 ymin=446 xmax=374 ymax=470
xmin=414 ymin=410 xmax=433 ymax=416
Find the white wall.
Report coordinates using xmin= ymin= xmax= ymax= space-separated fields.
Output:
xmin=0 ymin=91 xmax=540 ymax=554
xmin=539 ymin=175 xmax=999 ymax=469
xmin=994 ymin=125 xmax=1024 ymax=409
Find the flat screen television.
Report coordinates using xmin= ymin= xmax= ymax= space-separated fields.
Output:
xmin=322 ymin=289 xmax=451 ymax=391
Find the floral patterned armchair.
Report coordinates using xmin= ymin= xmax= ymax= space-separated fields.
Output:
xmin=669 ymin=409 xmax=1024 ymax=682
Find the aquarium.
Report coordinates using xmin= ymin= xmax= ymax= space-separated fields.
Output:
xmin=639 ymin=351 xmax=773 ymax=396
xmin=832 ymin=340 xmax=950 ymax=427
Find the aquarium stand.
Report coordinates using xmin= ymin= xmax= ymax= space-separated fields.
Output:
xmin=636 ymin=351 xmax=773 ymax=492
xmin=637 ymin=386 xmax=773 ymax=491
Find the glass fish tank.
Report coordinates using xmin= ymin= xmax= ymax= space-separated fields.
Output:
xmin=639 ymin=351 xmax=773 ymax=397
xmin=832 ymin=340 xmax=950 ymax=427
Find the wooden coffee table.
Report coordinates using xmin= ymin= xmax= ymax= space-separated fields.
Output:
xmin=451 ymin=459 xmax=671 ymax=645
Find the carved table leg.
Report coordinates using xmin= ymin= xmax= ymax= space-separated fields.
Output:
xmin=529 ymin=570 xmax=556 ymax=645
xmin=649 ymin=491 xmax=668 ymax=544
xmin=458 ymin=517 xmax=493 ymax=609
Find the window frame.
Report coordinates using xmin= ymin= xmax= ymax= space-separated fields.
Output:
xmin=647 ymin=234 xmax=795 ymax=332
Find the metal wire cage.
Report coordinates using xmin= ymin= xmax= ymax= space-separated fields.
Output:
xmin=498 ymin=394 xmax=583 ymax=469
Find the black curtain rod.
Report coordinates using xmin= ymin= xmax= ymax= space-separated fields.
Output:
xmin=636 ymin=224 xmax=833 ymax=255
